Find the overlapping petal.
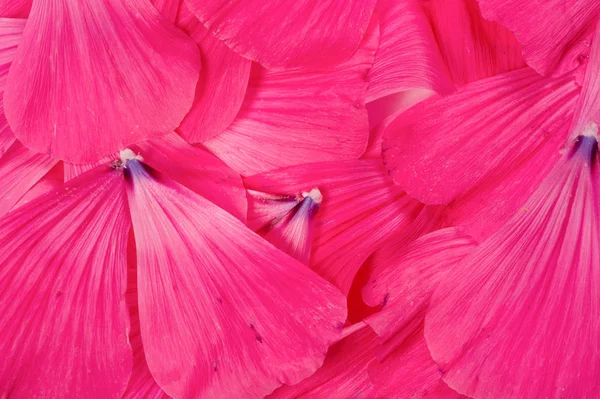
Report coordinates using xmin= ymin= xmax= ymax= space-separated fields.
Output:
xmin=4 ymin=0 xmax=201 ymax=163
xmin=0 ymin=166 xmax=131 ymax=398
xmin=124 ymin=159 xmax=346 ymax=399
xmin=184 ymin=0 xmax=376 ymax=69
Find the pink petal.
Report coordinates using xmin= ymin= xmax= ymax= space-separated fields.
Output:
xmin=184 ymin=0 xmax=376 ymax=69
xmin=124 ymin=159 xmax=346 ymax=399
xmin=4 ymin=0 xmax=201 ymax=163
xmin=0 ymin=165 xmax=132 ymax=398
xmin=369 ymin=328 xmax=466 ymax=399
xmin=0 ymin=18 xmax=24 ymax=159
xmin=204 ymin=21 xmax=378 ymax=175
xmin=0 ymin=0 xmax=31 ymax=18
xmin=478 ymin=0 xmax=598 ymax=77
xmin=363 ymin=228 xmax=477 ymax=342
xmin=244 ymin=160 xmax=424 ymax=294
xmin=424 ymin=0 xmax=525 ymax=86
xmin=12 ymin=162 xmax=64 ymax=209
xmin=131 ymin=133 xmax=247 ymax=221
xmin=0 ymin=141 xmax=58 ymax=217
xmin=425 ymin=135 xmax=600 ymax=398
xmin=367 ymin=0 xmax=453 ymax=102
xmin=177 ymin=23 xmax=251 ymax=143
xmin=123 ymin=233 xmax=170 ymax=399
xmin=247 ymin=189 xmax=321 ymax=264
xmin=268 ymin=326 xmax=380 ymax=399
xmin=383 ymin=68 xmax=579 ymax=234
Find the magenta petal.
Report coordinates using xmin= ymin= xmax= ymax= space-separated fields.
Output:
xmin=367 ymin=0 xmax=453 ymax=101
xmin=131 ymin=133 xmax=247 ymax=221
xmin=423 ymin=0 xmax=525 ymax=86
xmin=268 ymin=327 xmax=380 ymax=399
xmin=478 ymin=0 xmax=599 ymax=77
xmin=4 ymin=0 xmax=201 ymax=163
xmin=0 ymin=166 xmax=132 ymax=398
xmin=0 ymin=0 xmax=31 ymax=18
xmin=425 ymin=136 xmax=600 ymax=398
xmin=205 ymin=22 xmax=377 ymax=175
xmin=383 ymin=67 xmax=579 ymax=206
xmin=0 ymin=141 xmax=58 ymax=217
xmin=178 ymin=24 xmax=251 ymax=143
xmin=124 ymin=160 xmax=346 ymax=399
xmin=244 ymin=160 xmax=425 ymax=294
xmin=184 ymin=0 xmax=376 ymax=69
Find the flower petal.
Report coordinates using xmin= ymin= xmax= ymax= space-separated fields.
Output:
xmin=244 ymin=160 xmax=424 ymax=294
xmin=363 ymin=228 xmax=477 ymax=342
xmin=4 ymin=0 xmax=201 ymax=162
xmin=12 ymin=162 xmax=64 ymax=209
xmin=184 ymin=0 xmax=376 ymax=69
xmin=477 ymin=0 xmax=599 ymax=76
xmin=0 ymin=0 xmax=31 ymax=18
xmin=131 ymin=133 xmax=247 ymax=221
xmin=0 ymin=165 xmax=132 ymax=398
xmin=423 ymin=0 xmax=525 ymax=86
xmin=367 ymin=0 xmax=453 ymax=101
xmin=178 ymin=24 xmax=251 ymax=143
xmin=124 ymin=159 xmax=346 ymax=399
xmin=268 ymin=326 xmax=379 ymax=399
xmin=425 ymin=135 xmax=600 ymax=398
xmin=383 ymin=68 xmax=579 ymax=237
xmin=204 ymin=21 xmax=378 ymax=175
xmin=0 ymin=141 xmax=58 ymax=217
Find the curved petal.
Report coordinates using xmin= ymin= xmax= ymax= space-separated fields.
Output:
xmin=425 ymin=135 xmax=600 ymax=398
xmin=132 ymin=133 xmax=247 ymax=221
xmin=0 ymin=165 xmax=132 ymax=398
xmin=4 ymin=0 xmax=201 ymax=163
xmin=367 ymin=0 xmax=453 ymax=101
xmin=383 ymin=68 xmax=579 ymax=239
xmin=204 ymin=21 xmax=377 ymax=175
xmin=0 ymin=141 xmax=58 ymax=217
xmin=423 ymin=0 xmax=525 ymax=86
xmin=244 ymin=160 xmax=424 ymax=295
xmin=268 ymin=326 xmax=380 ymax=399
xmin=184 ymin=0 xmax=376 ymax=69
xmin=124 ymin=159 xmax=346 ymax=399
xmin=363 ymin=228 xmax=477 ymax=342
xmin=178 ymin=24 xmax=251 ymax=143
xmin=478 ymin=0 xmax=599 ymax=77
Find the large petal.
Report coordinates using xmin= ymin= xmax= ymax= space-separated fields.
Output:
xmin=244 ymin=160 xmax=425 ymax=295
xmin=425 ymin=135 xmax=600 ymax=398
xmin=0 ymin=141 xmax=58 ymax=217
xmin=177 ymin=23 xmax=251 ymax=143
xmin=204 ymin=21 xmax=378 ymax=175
xmin=478 ymin=0 xmax=599 ymax=77
xmin=268 ymin=326 xmax=380 ymax=399
xmin=383 ymin=67 xmax=579 ymax=238
xmin=131 ymin=133 xmax=247 ymax=221
xmin=423 ymin=0 xmax=525 ymax=86
xmin=0 ymin=18 xmax=24 ymax=159
xmin=124 ymin=159 xmax=346 ymax=399
xmin=4 ymin=0 xmax=201 ymax=163
xmin=367 ymin=0 xmax=452 ymax=101
xmin=184 ymin=0 xmax=376 ymax=69
xmin=0 ymin=165 xmax=132 ymax=398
